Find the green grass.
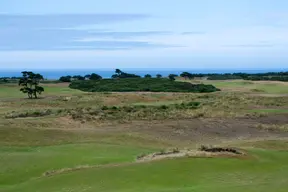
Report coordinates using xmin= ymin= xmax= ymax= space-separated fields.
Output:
xmin=44 ymin=86 xmax=82 ymax=95
xmin=0 ymin=143 xmax=156 ymax=186
xmin=0 ymin=86 xmax=24 ymax=98
xmin=206 ymin=80 xmax=288 ymax=94
xmin=208 ymin=81 xmax=254 ymax=88
xmin=249 ymin=109 xmax=288 ymax=114
xmin=0 ymin=84 xmax=81 ymax=99
xmin=2 ymin=148 xmax=288 ymax=192
xmin=251 ymin=84 xmax=288 ymax=94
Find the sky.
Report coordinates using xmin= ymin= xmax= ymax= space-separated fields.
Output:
xmin=0 ymin=0 xmax=288 ymax=69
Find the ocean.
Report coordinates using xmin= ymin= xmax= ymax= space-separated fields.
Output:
xmin=0 ymin=68 xmax=287 ymax=80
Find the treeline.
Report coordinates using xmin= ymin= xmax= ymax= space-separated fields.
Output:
xmin=2 ymin=69 xmax=287 ymax=83
xmin=179 ymin=71 xmax=288 ymax=82
xmin=59 ymin=73 xmax=102 ymax=82
xmin=244 ymin=76 xmax=288 ymax=81
xmin=59 ymin=69 xmax=165 ymax=82
xmin=59 ymin=70 xmax=288 ymax=82
xmin=0 ymin=77 xmax=21 ymax=83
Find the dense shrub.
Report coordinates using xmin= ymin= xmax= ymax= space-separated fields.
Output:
xmin=244 ymin=76 xmax=288 ymax=82
xmin=144 ymin=74 xmax=152 ymax=78
xmin=59 ymin=76 xmax=72 ymax=82
xmin=207 ymin=75 xmax=243 ymax=80
xmin=203 ymin=72 xmax=288 ymax=81
xmin=69 ymin=78 xmax=220 ymax=93
xmin=111 ymin=69 xmax=141 ymax=79
xmin=89 ymin=73 xmax=102 ymax=80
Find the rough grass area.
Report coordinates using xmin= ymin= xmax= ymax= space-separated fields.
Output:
xmin=5 ymin=109 xmax=54 ymax=119
xmin=67 ymin=101 xmax=201 ymax=121
xmin=1 ymin=83 xmax=288 ymax=121
xmin=69 ymin=78 xmax=220 ymax=93
xmin=255 ymin=124 xmax=288 ymax=132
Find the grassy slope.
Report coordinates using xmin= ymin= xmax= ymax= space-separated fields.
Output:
xmin=2 ymin=148 xmax=288 ymax=192
xmin=178 ymin=79 xmax=288 ymax=94
xmin=249 ymin=109 xmax=288 ymax=113
xmin=204 ymin=80 xmax=288 ymax=94
xmin=0 ymin=144 xmax=156 ymax=186
xmin=1 ymin=82 xmax=288 ymax=192
xmin=0 ymin=84 xmax=81 ymax=98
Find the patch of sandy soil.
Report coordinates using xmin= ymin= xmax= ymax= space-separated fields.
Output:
xmin=42 ymin=162 xmax=136 ymax=177
xmin=137 ymin=148 xmax=247 ymax=162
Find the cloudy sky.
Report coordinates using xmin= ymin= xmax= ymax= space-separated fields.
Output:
xmin=0 ymin=0 xmax=288 ymax=69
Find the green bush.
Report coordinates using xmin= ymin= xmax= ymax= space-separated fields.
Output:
xmin=69 ymin=78 xmax=220 ymax=93
xmin=159 ymin=105 xmax=169 ymax=110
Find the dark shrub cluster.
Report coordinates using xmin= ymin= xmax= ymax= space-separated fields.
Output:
xmin=69 ymin=78 xmax=220 ymax=93
xmin=244 ymin=75 xmax=288 ymax=82
xmin=111 ymin=69 xmax=141 ymax=79
xmin=174 ymin=101 xmax=201 ymax=109
xmin=204 ymin=72 xmax=288 ymax=81
xmin=59 ymin=76 xmax=72 ymax=82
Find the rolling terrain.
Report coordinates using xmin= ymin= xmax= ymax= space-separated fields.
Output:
xmin=1 ymin=80 xmax=288 ymax=192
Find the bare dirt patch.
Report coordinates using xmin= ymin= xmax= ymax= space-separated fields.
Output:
xmin=43 ymin=114 xmax=288 ymax=147
xmin=116 ymin=115 xmax=288 ymax=145
xmin=45 ymin=114 xmax=288 ymax=145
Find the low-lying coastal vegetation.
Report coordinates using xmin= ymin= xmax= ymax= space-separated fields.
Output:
xmin=69 ymin=78 xmax=220 ymax=93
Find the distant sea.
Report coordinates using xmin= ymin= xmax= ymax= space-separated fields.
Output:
xmin=1 ymin=68 xmax=287 ymax=80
